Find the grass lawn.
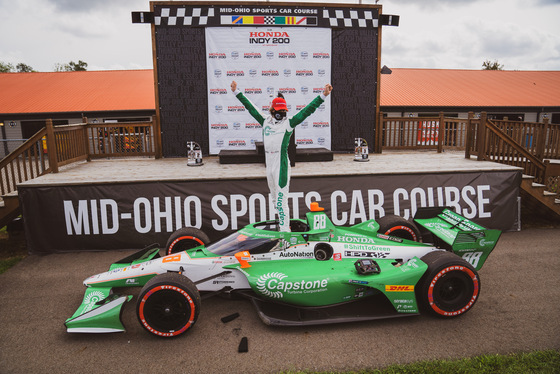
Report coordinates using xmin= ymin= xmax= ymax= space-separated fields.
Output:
xmin=283 ymin=350 xmax=560 ymax=373
xmin=0 ymin=224 xmax=27 ymax=274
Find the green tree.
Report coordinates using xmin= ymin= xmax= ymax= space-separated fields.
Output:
xmin=16 ymin=63 xmax=35 ymax=72
xmin=482 ymin=59 xmax=504 ymax=70
xmin=54 ymin=60 xmax=88 ymax=72
xmin=0 ymin=62 xmax=15 ymax=72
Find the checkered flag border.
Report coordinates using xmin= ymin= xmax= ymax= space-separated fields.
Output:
xmin=155 ymin=7 xmax=215 ymax=26
xmin=322 ymin=9 xmax=378 ymax=28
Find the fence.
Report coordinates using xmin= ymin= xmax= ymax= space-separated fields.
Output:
xmin=0 ymin=117 xmax=158 ymax=197
xmin=380 ymin=112 xmax=469 ymax=152
xmin=465 ymin=112 xmax=560 ymax=184
xmin=0 ymin=129 xmax=50 ymax=196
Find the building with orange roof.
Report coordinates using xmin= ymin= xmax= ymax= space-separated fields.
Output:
xmin=1 ymin=68 xmax=559 ymax=157
xmin=0 ymin=70 xmax=155 ymax=156
xmin=380 ymin=68 xmax=560 ymax=123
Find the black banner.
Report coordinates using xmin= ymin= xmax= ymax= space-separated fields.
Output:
xmin=143 ymin=4 xmax=382 ymax=29
xmin=20 ymin=170 xmax=521 ymax=254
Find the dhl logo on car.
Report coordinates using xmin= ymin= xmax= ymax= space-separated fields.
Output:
xmin=385 ymin=285 xmax=414 ymax=292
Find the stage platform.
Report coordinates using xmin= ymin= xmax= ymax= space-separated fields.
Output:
xmin=17 ymin=151 xmax=522 ymax=254
xmin=20 ymin=151 xmax=516 ymax=186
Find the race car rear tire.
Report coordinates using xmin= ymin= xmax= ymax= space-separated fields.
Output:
xmin=416 ymin=251 xmax=480 ymax=318
xmin=376 ymin=215 xmax=422 ymax=242
xmin=137 ymin=273 xmax=201 ymax=338
xmin=166 ymin=227 xmax=210 ymax=255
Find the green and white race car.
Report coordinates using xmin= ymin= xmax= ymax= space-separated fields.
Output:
xmin=65 ymin=203 xmax=501 ymax=338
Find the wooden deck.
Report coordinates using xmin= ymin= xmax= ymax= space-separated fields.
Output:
xmin=19 ymin=151 xmax=519 ymax=187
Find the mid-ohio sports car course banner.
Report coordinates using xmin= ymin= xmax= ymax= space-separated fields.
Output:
xmin=20 ymin=170 xmax=520 ymax=254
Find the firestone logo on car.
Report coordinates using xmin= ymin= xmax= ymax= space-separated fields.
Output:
xmin=256 ymin=272 xmax=328 ymax=298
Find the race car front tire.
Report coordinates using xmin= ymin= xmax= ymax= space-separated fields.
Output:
xmin=376 ymin=215 xmax=422 ymax=242
xmin=137 ymin=273 xmax=201 ymax=338
xmin=416 ymin=251 xmax=480 ymax=318
xmin=166 ymin=227 xmax=210 ymax=255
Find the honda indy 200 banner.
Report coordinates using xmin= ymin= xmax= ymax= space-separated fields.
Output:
xmin=206 ymin=27 xmax=332 ymax=154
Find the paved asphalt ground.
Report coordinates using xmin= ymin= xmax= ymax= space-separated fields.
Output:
xmin=1 ymin=227 xmax=559 ymax=374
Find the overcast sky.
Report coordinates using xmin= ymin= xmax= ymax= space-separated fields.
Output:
xmin=1 ymin=0 xmax=559 ymax=72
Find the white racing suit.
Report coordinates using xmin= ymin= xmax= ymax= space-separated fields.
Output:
xmin=233 ymin=89 xmax=326 ymax=231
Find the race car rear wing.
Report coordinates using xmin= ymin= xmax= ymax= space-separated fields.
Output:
xmin=413 ymin=207 xmax=501 ymax=270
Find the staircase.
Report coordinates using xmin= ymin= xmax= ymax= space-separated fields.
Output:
xmin=466 ymin=115 xmax=560 ymax=220
xmin=520 ymin=175 xmax=560 ymax=219
xmin=0 ymin=193 xmax=20 ymax=229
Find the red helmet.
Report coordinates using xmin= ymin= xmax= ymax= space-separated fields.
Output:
xmin=271 ymin=97 xmax=288 ymax=111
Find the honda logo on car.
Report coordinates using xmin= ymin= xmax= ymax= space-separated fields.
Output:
xmin=256 ymin=272 xmax=328 ymax=298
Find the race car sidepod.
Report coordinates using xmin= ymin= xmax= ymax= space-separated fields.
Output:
xmin=225 ymin=255 xmax=428 ymax=326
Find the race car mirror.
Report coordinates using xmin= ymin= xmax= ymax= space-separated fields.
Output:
xmin=235 ymin=251 xmax=252 ymax=268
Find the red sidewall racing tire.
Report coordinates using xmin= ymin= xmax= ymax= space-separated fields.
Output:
xmin=417 ymin=251 xmax=480 ymax=318
xmin=166 ymin=227 xmax=210 ymax=255
xmin=376 ymin=215 xmax=422 ymax=242
xmin=137 ymin=273 xmax=201 ymax=337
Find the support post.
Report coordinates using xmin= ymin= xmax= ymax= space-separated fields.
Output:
xmin=153 ymin=115 xmax=162 ymax=159
xmin=535 ymin=117 xmax=549 ymax=160
xmin=465 ymin=112 xmax=473 ymax=159
xmin=82 ymin=117 xmax=91 ymax=162
xmin=477 ymin=112 xmax=487 ymax=161
xmin=45 ymin=119 xmax=59 ymax=173
xmin=375 ymin=111 xmax=384 ymax=154
xmin=437 ymin=111 xmax=444 ymax=153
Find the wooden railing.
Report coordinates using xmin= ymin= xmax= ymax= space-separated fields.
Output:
xmin=0 ymin=117 xmax=158 ymax=197
xmin=0 ymin=128 xmax=50 ymax=196
xmin=465 ymin=112 xmax=560 ymax=184
xmin=492 ymin=118 xmax=560 ymax=160
xmin=380 ymin=112 xmax=470 ymax=152
xmin=86 ymin=120 xmax=157 ymax=159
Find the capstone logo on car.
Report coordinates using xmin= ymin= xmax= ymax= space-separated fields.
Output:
xmin=256 ymin=272 xmax=328 ymax=298
xmin=83 ymin=290 xmax=106 ymax=313
xmin=478 ymin=238 xmax=495 ymax=247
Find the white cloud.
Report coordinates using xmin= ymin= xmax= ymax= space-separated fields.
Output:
xmin=0 ymin=0 xmax=558 ymax=71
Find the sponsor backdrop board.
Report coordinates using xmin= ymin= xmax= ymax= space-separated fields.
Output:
xmin=20 ymin=170 xmax=520 ymax=254
xmin=206 ymin=27 xmax=332 ymax=154
xmin=144 ymin=2 xmax=393 ymax=156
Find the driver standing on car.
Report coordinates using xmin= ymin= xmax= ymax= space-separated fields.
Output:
xmin=230 ymin=81 xmax=333 ymax=232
